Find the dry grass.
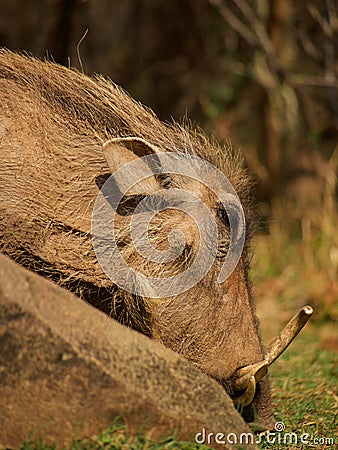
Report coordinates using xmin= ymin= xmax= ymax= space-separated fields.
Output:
xmin=263 ymin=331 xmax=337 ymax=449
xmin=253 ymin=149 xmax=338 ymax=343
xmin=252 ymin=148 xmax=338 ymax=448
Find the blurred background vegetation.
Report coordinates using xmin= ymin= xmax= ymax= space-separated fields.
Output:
xmin=0 ymin=0 xmax=336 ymax=341
xmin=1 ymin=1 xmax=337 ymax=446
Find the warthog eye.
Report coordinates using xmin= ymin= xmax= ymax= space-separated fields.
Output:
xmin=216 ymin=205 xmax=230 ymax=227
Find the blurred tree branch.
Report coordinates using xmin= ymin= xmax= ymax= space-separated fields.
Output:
xmin=209 ymin=0 xmax=338 ymax=89
xmin=208 ymin=0 xmax=337 ymax=202
xmin=1 ymin=0 xmax=336 ymax=209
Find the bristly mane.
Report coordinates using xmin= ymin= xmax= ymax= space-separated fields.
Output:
xmin=0 ymin=49 xmax=253 ymax=210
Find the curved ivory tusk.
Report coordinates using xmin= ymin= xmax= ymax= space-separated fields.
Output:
xmin=233 ymin=375 xmax=256 ymax=407
xmin=264 ymin=305 xmax=313 ymax=366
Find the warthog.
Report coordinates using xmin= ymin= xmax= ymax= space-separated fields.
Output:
xmin=0 ymin=50 xmax=312 ymax=428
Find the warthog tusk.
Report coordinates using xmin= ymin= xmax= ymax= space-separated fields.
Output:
xmin=264 ymin=305 xmax=313 ymax=366
xmin=234 ymin=360 xmax=268 ymax=391
xmin=233 ymin=375 xmax=256 ymax=407
xmin=232 ymin=306 xmax=313 ymax=406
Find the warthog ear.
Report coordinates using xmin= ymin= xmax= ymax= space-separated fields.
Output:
xmin=103 ymin=136 xmax=161 ymax=166
xmin=102 ymin=137 xmax=164 ymax=196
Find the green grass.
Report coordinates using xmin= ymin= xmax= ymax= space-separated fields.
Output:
xmin=249 ymin=175 xmax=338 ymax=448
xmin=259 ymin=331 xmax=337 ymax=449
xmin=17 ymin=418 xmax=212 ymax=450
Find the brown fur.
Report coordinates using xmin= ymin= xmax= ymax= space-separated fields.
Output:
xmin=0 ymin=50 xmax=274 ymax=426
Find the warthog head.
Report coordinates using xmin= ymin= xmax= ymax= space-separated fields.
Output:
xmin=0 ymin=50 xmax=313 ymax=428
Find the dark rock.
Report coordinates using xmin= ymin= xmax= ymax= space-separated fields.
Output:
xmin=0 ymin=254 xmax=257 ymax=449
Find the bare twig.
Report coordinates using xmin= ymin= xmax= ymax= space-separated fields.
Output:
xmin=232 ymin=0 xmax=276 ymax=61
xmin=290 ymin=75 xmax=338 ymax=88
xmin=307 ymin=3 xmax=333 ymax=38
xmin=208 ymin=0 xmax=257 ymax=46
xmin=298 ymin=29 xmax=323 ymax=63
xmin=208 ymin=0 xmax=283 ymax=83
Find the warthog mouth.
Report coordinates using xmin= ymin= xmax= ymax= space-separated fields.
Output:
xmin=232 ymin=305 xmax=313 ymax=407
